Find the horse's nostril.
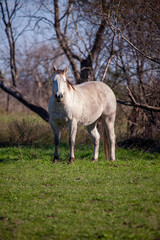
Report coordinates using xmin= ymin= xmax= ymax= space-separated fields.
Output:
xmin=55 ymin=93 xmax=63 ymax=100
xmin=59 ymin=93 xmax=63 ymax=99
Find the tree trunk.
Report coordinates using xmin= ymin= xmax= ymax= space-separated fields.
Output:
xmin=0 ymin=81 xmax=49 ymax=122
xmin=80 ymin=57 xmax=93 ymax=83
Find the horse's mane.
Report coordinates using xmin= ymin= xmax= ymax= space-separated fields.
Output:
xmin=55 ymin=69 xmax=75 ymax=90
xmin=66 ymin=78 xmax=75 ymax=90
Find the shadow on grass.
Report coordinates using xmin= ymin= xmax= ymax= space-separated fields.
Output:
xmin=117 ymin=137 xmax=160 ymax=153
xmin=0 ymin=157 xmax=19 ymax=163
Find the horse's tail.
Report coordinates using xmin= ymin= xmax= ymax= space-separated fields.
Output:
xmin=102 ymin=121 xmax=109 ymax=160
xmin=98 ymin=120 xmax=110 ymax=160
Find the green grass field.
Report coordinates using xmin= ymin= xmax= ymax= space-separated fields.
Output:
xmin=0 ymin=144 xmax=160 ymax=240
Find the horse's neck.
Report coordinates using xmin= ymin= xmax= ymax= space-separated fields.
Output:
xmin=64 ymin=86 xmax=74 ymax=104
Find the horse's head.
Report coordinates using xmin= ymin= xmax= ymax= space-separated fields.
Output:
xmin=52 ymin=66 xmax=68 ymax=102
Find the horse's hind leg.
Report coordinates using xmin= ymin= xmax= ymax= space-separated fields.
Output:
xmin=69 ymin=119 xmax=77 ymax=164
xmin=103 ymin=114 xmax=116 ymax=161
xmin=86 ymin=122 xmax=100 ymax=162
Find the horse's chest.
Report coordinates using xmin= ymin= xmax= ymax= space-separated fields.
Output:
xmin=52 ymin=104 xmax=72 ymax=123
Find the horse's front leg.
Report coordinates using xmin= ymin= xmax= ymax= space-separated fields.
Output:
xmin=50 ymin=120 xmax=60 ymax=163
xmin=69 ymin=119 xmax=77 ymax=164
xmin=54 ymin=130 xmax=60 ymax=163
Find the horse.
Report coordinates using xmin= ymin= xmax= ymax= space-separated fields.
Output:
xmin=48 ymin=66 xmax=117 ymax=164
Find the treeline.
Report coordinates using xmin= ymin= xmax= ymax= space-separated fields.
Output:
xmin=0 ymin=0 xmax=160 ymax=142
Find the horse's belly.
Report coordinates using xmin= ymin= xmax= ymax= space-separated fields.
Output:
xmin=76 ymin=90 xmax=104 ymax=126
xmin=78 ymin=109 xmax=102 ymax=126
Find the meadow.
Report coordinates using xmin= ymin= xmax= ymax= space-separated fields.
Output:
xmin=0 ymin=144 xmax=160 ymax=240
xmin=0 ymin=112 xmax=160 ymax=239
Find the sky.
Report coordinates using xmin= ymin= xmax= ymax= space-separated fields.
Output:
xmin=0 ymin=0 xmax=92 ymax=79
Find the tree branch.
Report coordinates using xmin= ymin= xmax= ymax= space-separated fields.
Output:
xmin=121 ymin=34 xmax=160 ymax=65
xmin=117 ymin=87 xmax=160 ymax=112
xmin=54 ymin=0 xmax=80 ymax=82
xmin=0 ymin=81 xmax=49 ymax=122
xmin=101 ymin=33 xmax=116 ymax=82
xmin=0 ymin=1 xmax=18 ymax=86
xmin=109 ymin=24 xmax=160 ymax=65
xmin=89 ymin=0 xmax=107 ymax=60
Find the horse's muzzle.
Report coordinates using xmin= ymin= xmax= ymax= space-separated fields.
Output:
xmin=55 ymin=93 xmax=63 ymax=102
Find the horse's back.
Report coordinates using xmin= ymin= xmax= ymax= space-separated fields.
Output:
xmin=76 ymin=81 xmax=116 ymax=115
xmin=77 ymin=81 xmax=115 ymax=99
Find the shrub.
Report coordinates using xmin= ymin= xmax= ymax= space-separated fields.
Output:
xmin=0 ymin=117 xmax=92 ymax=147
xmin=0 ymin=118 xmax=53 ymax=146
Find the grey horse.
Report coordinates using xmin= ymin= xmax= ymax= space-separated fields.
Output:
xmin=48 ymin=66 xmax=116 ymax=164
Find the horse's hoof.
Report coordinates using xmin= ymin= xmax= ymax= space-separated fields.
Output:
xmin=92 ymin=158 xmax=98 ymax=162
xmin=110 ymin=159 xmax=115 ymax=162
xmin=52 ymin=160 xmax=58 ymax=164
xmin=68 ymin=157 xmax=74 ymax=164
xmin=52 ymin=157 xmax=58 ymax=164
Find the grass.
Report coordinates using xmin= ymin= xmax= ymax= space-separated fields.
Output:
xmin=0 ymin=144 xmax=160 ymax=240
xmin=0 ymin=112 xmax=92 ymax=147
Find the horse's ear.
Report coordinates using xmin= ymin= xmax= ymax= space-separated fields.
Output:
xmin=52 ymin=65 xmax=57 ymax=72
xmin=63 ymin=66 xmax=68 ymax=75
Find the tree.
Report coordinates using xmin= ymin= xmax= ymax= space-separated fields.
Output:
xmin=112 ymin=0 xmax=160 ymax=138
xmin=0 ymin=0 xmax=21 ymax=87
xmin=0 ymin=0 xmax=160 ymax=139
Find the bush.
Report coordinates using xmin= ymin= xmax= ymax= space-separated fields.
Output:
xmin=0 ymin=117 xmax=92 ymax=147
xmin=0 ymin=118 xmax=53 ymax=146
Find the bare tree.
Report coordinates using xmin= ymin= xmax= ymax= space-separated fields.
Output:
xmin=0 ymin=0 xmax=160 ymax=141
xmin=107 ymin=0 xmax=160 ymax=138
xmin=0 ymin=0 xmax=20 ymax=86
xmin=0 ymin=0 xmax=51 ymax=119
xmin=35 ymin=0 xmax=109 ymax=83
